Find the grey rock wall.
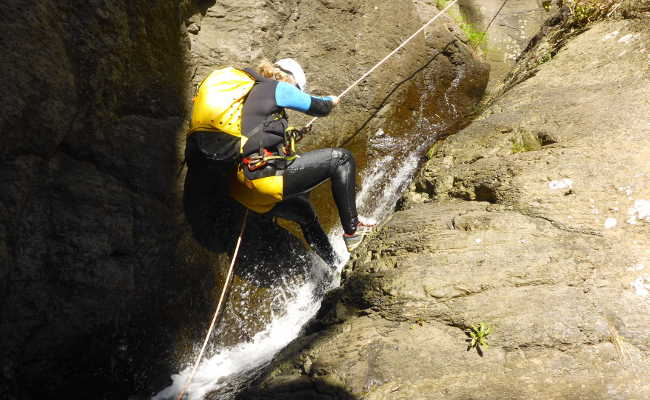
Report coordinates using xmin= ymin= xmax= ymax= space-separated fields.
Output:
xmin=242 ymin=12 xmax=650 ymax=400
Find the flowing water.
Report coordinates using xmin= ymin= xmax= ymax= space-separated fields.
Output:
xmin=154 ymin=81 xmax=458 ymax=400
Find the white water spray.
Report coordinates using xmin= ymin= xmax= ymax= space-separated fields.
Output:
xmin=153 ymin=278 xmax=327 ymax=400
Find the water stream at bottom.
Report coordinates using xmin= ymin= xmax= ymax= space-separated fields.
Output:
xmin=154 ymin=122 xmax=440 ymax=400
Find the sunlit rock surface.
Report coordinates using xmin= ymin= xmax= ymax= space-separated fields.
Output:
xmin=243 ymin=11 xmax=650 ymax=400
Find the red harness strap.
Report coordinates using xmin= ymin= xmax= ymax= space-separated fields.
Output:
xmin=242 ymin=148 xmax=274 ymax=171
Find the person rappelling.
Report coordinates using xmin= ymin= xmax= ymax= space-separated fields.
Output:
xmin=184 ymin=58 xmax=373 ymax=266
xmin=174 ymin=4 xmax=463 ymax=399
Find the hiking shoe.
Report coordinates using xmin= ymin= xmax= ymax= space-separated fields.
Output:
xmin=343 ymin=220 xmax=374 ymax=252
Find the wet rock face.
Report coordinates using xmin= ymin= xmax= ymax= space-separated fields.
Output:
xmin=246 ymin=15 xmax=650 ymax=400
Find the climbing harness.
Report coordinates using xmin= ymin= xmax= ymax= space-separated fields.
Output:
xmin=285 ymin=125 xmax=311 ymax=150
xmin=176 ymin=209 xmax=250 ymax=400
xmin=242 ymin=125 xmax=306 ymax=170
xmin=242 ymin=148 xmax=280 ymax=171
xmin=241 ymin=112 xmax=305 ymax=172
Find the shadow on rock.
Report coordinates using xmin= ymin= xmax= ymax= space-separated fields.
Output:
xmin=183 ymin=165 xmax=242 ymax=253
xmin=235 ymin=379 xmax=357 ymax=400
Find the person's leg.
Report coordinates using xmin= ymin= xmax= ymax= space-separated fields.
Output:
xmin=267 ymin=195 xmax=337 ymax=266
xmin=283 ymin=148 xmax=359 ymax=235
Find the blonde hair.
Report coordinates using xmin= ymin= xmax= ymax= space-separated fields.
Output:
xmin=257 ymin=59 xmax=293 ymax=82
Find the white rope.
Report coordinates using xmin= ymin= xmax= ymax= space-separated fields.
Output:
xmin=305 ymin=0 xmax=459 ymax=127
xmin=176 ymin=209 xmax=250 ymax=400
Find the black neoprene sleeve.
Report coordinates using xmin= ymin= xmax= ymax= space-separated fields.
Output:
xmin=307 ymin=97 xmax=334 ymax=117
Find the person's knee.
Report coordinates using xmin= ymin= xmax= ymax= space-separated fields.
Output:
xmin=300 ymin=217 xmax=321 ymax=232
xmin=330 ymin=148 xmax=354 ymax=167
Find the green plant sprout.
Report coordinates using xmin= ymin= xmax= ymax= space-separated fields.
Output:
xmin=466 ymin=322 xmax=490 ymax=355
xmin=435 ymin=0 xmax=450 ymax=8
xmin=436 ymin=0 xmax=487 ymax=48
xmin=459 ymin=22 xmax=487 ymax=48
xmin=511 ymin=141 xmax=528 ymax=154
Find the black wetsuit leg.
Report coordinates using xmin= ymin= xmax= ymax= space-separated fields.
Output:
xmin=267 ymin=195 xmax=336 ymax=266
xmin=282 ymin=148 xmax=359 ymax=235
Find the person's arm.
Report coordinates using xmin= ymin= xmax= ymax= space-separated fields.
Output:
xmin=275 ymin=81 xmax=338 ymax=117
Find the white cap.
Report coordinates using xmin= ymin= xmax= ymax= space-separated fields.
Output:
xmin=275 ymin=58 xmax=307 ymax=91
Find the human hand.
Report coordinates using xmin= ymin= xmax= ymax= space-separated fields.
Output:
xmin=329 ymin=95 xmax=340 ymax=106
